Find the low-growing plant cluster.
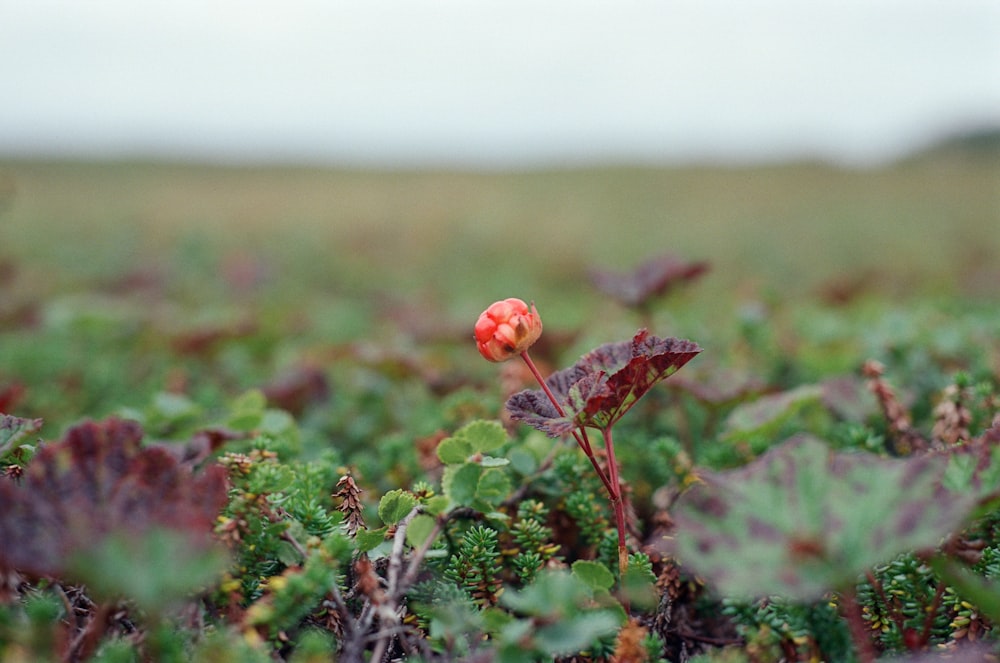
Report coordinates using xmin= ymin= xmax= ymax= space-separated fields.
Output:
xmin=1 ymin=247 xmax=999 ymax=663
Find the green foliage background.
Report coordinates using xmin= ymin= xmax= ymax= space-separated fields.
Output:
xmin=0 ymin=148 xmax=998 ymax=662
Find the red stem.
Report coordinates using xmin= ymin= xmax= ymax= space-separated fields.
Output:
xmin=603 ymin=427 xmax=629 ymax=577
xmin=520 ymin=350 xmax=563 ymax=417
xmin=519 ymin=351 xmax=615 ymax=495
xmin=841 ymin=589 xmax=878 ymax=663
xmin=919 ymin=581 xmax=947 ymax=647
xmin=519 ymin=351 xmax=627 ymax=582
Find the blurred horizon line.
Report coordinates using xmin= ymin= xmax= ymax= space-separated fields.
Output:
xmin=1 ymin=120 xmax=997 ymax=173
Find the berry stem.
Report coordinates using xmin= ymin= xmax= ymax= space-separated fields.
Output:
xmin=520 ymin=350 xmax=627 ymax=582
xmin=602 ymin=426 xmax=629 ymax=577
xmin=519 ymin=351 xmax=615 ymax=497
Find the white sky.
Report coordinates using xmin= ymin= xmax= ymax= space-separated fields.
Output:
xmin=1 ymin=0 xmax=998 ymax=167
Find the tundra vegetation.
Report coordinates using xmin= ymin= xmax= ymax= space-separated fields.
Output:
xmin=0 ymin=150 xmax=998 ymax=662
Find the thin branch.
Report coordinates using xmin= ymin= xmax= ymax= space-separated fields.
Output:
xmin=386 ymin=506 xmax=424 ymax=599
xmin=280 ymin=530 xmax=309 ymax=560
xmin=865 ymin=570 xmax=906 ymax=636
xmin=841 ymin=588 xmax=878 ymax=663
xmin=919 ymin=580 xmax=947 ymax=647
xmin=370 ymin=505 xmax=424 ymax=663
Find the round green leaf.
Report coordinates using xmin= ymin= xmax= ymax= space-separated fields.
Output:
xmin=378 ymin=489 xmax=417 ymax=526
xmin=405 ymin=514 xmax=438 ymax=549
xmin=571 ymin=560 xmax=615 ymax=591
xmin=443 ymin=462 xmax=482 ymax=507
xmin=437 ymin=435 xmax=473 ymax=464
xmin=462 ymin=420 xmax=508 ymax=454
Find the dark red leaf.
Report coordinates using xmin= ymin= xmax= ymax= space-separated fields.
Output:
xmin=669 ymin=369 xmax=767 ymax=407
xmin=261 ymin=365 xmax=331 ymax=416
xmin=506 ymin=330 xmax=702 ymax=434
xmin=589 ymin=254 xmax=709 ymax=308
xmin=0 ymin=417 xmax=229 ymax=578
xmin=0 ymin=382 xmax=27 ymax=413
xmin=169 ymin=319 xmax=257 ymax=356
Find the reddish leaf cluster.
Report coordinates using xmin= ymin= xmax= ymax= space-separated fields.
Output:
xmin=260 ymin=365 xmax=331 ymax=416
xmin=0 ymin=417 xmax=229 ymax=578
xmin=506 ymin=330 xmax=702 ymax=435
xmin=0 ymin=383 xmax=27 ymax=412
xmin=589 ymin=254 xmax=709 ymax=309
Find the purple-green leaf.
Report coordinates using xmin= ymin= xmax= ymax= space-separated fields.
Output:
xmin=0 ymin=414 xmax=43 ymax=457
xmin=662 ymin=435 xmax=980 ymax=601
xmin=0 ymin=417 xmax=229 ymax=579
xmin=506 ymin=330 xmax=702 ymax=435
xmin=589 ymin=254 xmax=709 ymax=308
xmin=721 ymin=384 xmax=823 ymax=439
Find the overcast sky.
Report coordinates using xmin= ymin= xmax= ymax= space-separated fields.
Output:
xmin=1 ymin=0 xmax=998 ymax=167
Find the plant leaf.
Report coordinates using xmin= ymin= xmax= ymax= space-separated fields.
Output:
xmin=476 ymin=468 xmax=512 ymax=505
xmin=0 ymin=417 xmax=229 ymax=580
xmin=461 ymin=420 xmax=508 ymax=454
xmin=405 ymin=514 xmax=439 ymax=549
xmin=355 ymin=526 xmax=388 ymax=553
xmin=437 ymin=435 xmax=473 ymax=464
xmin=721 ymin=384 xmax=823 ymax=439
xmin=378 ymin=489 xmax=418 ymax=526
xmin=507 ymin=330 xmax=701 ymax=434
xmin=0 ymin=413 xmax=43 ymax=457
xmin=68 ymin=528 xmax=228 ymax=612
xmin=663 ymin=435 xmax=980 ymax=601
xmin=442 ymin=462 xmax=482 ymax=507
xmin=437 ymin=420 xmax=508 ymax=464
xmin=589 ymin=254 xmax=709 ymax=308
xmin=571 ymin=560 xmax=615 ymax=591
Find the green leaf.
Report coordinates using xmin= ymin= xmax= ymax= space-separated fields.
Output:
xmin=68 ymin=528 xmax=227 ymax=614
xmin=354 ymin=527 xmax=387 ymax=553
xmin=943 ymin=452 xmax=978 ymax=492
xmin=500 ymin=570 xmax=622 ymax=657
xmin=436 ymin=435 xmax=473 ymax=464
xmin=378 ymin=489 xmax=417 ymax=526
xmin=722 ymin=384 xmax=823 ymax=439
xmin=666 ymin=434 xmax=980 ymax=600
xmin=405 ymin=514 xmax=438 ymax=549
xmin=501 ymin=569 xmax=592 ymax=616
xmin=571 ymin=560 xmax=615 ymax=591
xmin=149 ymin=392 xmax=203 ymax=432
xmin=621 ymin=565 xmax=658 ymax=611
xmin=0 ymin=414 xmax=43 ymax=457
xmin=508 ymin=448 xmax=538 ymax=475
xmin=461 ymin=420 xmax=508 ymax=454
xmin=442 ymin=462 xmax=482 ymax=507
xmin=439 ymin=420 xmax=508 ymax=464
xmin=476 ymin=468 xmax=512 ymax=505
xmin=422 ymin=495 xmax=450 ymax=516
xmin=228 ymin=389 xmax=267 ymax=431
xmin=533 ymin=611 xmax=621 ymax=655
xmin=930 ymin=557 xmax=1000 ymax=623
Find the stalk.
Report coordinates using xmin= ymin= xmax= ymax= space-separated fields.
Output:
xmin=841 ymin=589 xmax=877 ymax=663
xmin=602 ymin=427 xmax=628 ymax=576
xmin=519 ymin=350 xmax=628 ymax=578
xmin=519 ymin=351 xmax=615 ymax=496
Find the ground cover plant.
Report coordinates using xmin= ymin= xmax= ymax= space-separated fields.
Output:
xmin=1 ymin=149 xmax=999 ymax=662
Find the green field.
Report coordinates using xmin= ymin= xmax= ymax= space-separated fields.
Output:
xmin=2 ymin=154 xmax=995 ymax=425
xmin=1 ymin=153 xmax=999 ymax=662
xmin=4 ymin=154 xmax=998 ymax=302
